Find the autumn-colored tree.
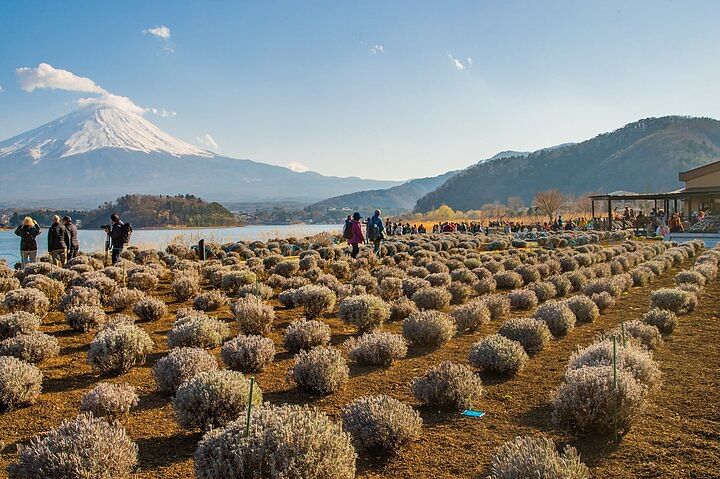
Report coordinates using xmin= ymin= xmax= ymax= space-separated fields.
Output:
xmin=533 ymin=189 xmax=564 ymax=220
xmin=507 ymin=196 xmax=525 ymax=214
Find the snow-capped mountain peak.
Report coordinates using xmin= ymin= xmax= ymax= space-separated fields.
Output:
xmin=0 ymin=104 xmax=212 ymax=161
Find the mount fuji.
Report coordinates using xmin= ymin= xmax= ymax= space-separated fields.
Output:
xmin=0 ymin=105 xmax=401 ymax=207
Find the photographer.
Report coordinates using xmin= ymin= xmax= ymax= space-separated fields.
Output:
xmin=63 ymin=216 xmax=80 ymax=261
xmin=103 ymin=214 xmax=132 ymax=265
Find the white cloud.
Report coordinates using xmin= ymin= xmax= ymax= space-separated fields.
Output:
xmin=17 ymin=63 xmax=176 ymax=119
xmin=77 ymin=94 xmax=146 ymax=115
xmin=447 ymin=53 xmax=469 ymax=71
xmin=370 ymin=44 xmax=384 ymax=54
xmin=150 ymin=107 xmax=177 ymax=118
xmin=0 ymin=85 xmax=4 ymax=93
xmin=144 ymin=25 xmax=171 ymax=40
xmin=196 ymin=133 xmax=219 ymax=150
xmin=16 ymin=63 xmax=108 ymax=94
xmin=287 ymin=161 xmax=310 ymax=173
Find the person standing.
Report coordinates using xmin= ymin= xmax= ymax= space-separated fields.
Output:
xmin=47 ymin=215 xmax=68 ymax=266
xmin=348 ymin=212 xmax=364 ymax=258
xmin=368 ymin=209 xmax=385 ymax=255
xmin=15 ymin=217 xmax=41 ymax=267
xmin=63 ymin=216 xmax=80 ymax=261
xmin=104 ymin=213 xmax=132 ymax=265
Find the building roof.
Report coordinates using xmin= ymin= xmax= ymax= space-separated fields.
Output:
xmin=679 ymin=160 xmax=720 ymax=182
xmin=590 ymin=187 xmax=720 ymax=201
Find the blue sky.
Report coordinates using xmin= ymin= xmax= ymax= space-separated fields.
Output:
xmin=1 ymin=0 xmax=719 ymax=180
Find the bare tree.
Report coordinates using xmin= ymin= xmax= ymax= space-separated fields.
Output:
xmin=533 ymin=189 xmax=563 ymax=219
xmin=507 ymin=196 xmax=525 ymax=214
xmin=481 ymin=201 xmax=508 ymax=219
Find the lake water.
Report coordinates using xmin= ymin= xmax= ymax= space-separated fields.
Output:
xmin=0 ymin=224 xmax=341 ymax=265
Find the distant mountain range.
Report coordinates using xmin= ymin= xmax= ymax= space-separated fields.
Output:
xmin=0 ymin=105 xmax=400 ymax=208
xmin=414 ymin=116 xmax=720 ymax=212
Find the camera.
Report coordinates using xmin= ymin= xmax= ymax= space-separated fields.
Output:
xmin=101 ymin=224 xmax=111 ymax=232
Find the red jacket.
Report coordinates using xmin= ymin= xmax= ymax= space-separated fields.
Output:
xmin=349 ymin=220 xmax=364 ymax=244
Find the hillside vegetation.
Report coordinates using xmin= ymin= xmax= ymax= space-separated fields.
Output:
xmin=415 ymin=116 xmax=720 ymax=212
xmin=10 ymin=194 xmax=240 ymax=228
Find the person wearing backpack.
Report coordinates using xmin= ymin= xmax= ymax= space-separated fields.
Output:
xmin=368 ymin=209 xmax=385 ymax=256
xmin=348 ymin=212 xmax=364 ymax=258
xmin=105 ymin=213 xmax=132 ymax=264
xmin=342 ymin=215 xmax=353 ymax=241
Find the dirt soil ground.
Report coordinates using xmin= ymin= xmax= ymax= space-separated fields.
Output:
xmin=0 ymin=257 xmax=718 ymax=478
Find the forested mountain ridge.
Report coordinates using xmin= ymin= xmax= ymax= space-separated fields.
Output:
xmin=414 ymin=116 xmax=720 ymax=212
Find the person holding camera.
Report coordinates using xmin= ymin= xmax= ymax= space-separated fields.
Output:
xmin=47 ymin=214 xmax=68 ymax=266
xmin=63 ymin=216 xmax=80 ymax=261
xmin=103 ymin=214 xmax=132 ymax=265
xmin=15 ymin=216 xmax=41 ymax=267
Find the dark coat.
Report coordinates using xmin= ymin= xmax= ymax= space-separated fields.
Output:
xmin=47 ymin=222 xmax=67 ymax=251
xmin=15 ymin=224 xmax=41 ymax=252
xmin=109 ymin=221 xmax=126 ymax=248
xmin=64 ymin=223 xmax=80 ymax=247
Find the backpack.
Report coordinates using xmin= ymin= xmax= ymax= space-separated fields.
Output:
xmin=342 ymin=221 xmax=353 ymax=240
xmin=120 ymin=222 xmax=133 ymax=244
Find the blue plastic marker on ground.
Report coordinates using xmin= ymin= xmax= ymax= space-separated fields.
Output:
xmin=461 ymin=409 xmax=485 ymax=418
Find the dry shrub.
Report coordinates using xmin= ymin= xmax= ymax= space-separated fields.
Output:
xmin=535 ymin=301 xmax=576 ymax=337
xmin=237 ymin=283 xmax=274 ymax=300
xmin=493 ymin=271 xmax=524 ymax=289
xmin=338 ymin=294 xmax=390 ymax=332
xmin=88 ymin=323 xmax=154 ymax=374
xmin=344 ymin=332 xmax=407 ymax=366
xmin=590 ymin=292 xmax=615 ymax=312
xmin=24 ymin=275 xmax=65 ymax=304
xmin=402 ymin=277 xmax=431 ymax=298
xmin=220 ymin=270 xmax=258 ymax=294
xmin=232 ymin=296 xmax=275 ymax=336
xmin=582 ymin=278 xmax=622 ymax=298
xmin=7 ymin=413 xmax=137 ymax=479
xmin=287 ymin=346 xmax=349 ymax=394
xmin=548 ymin=275 xmax=573 ymax=297
xmin=389 ymin=296 xmax=419 ymax=321
xmin=528 ymin=281 xmax=557 ymax=302
xmin=173 ymin=370 xmax=262 ymax=431
xmin=630 ymin=268 xmax=653 ymax=287
xmin=410 ymin=361 xmax=482 ymax=410
xmin=59 ymin=286 xmax=102 ymax=313
xmin=194 ymin=404 xmax=356 ymax=479
xmin=411 ymin=286 xmax=451 ymax=310
xmin=66 ymin=306 xmax=106 ymax=332
xmin=80 ymin=382 xmax=138 ymax=420
xmin=565 ymin=271 xmax=588 ymax=291
xmin=425 ymin=272 xmax=451 ymax=287
xmin=127 ymin=272 xmax=158 ymax=292
xmin=167 ymin=314 xmax=229 ymax=348
xmin=0 ymin=356 xmax=42 ymax=411
xmin=468 ymin=334 xmax=528 ymax=375
xmin=0 ymin=331 xmax=60 ymax=363
xmin=650 ymin=288 xmax=697 ymax=314
xmin=474 ymin=277 xmax=497 ymax=295
xmin=107 ymin=287 xmax=146 ymax=312
xmin=488 ymin=435 xmax=589 ymax=479
xmin=601 ymin=321 xmax=663 ymax=350
xmin=515 ymin=265 xmax=541 ymax=284
xmin=642 ymin=308 xmax=677 ymax=334
xmin=552 ymin=366 xmax=647 ymax=434
xmin=0 ymin=312 xmax=41 ymax=340
xmin=0 ymin=277 xmax=21 ymax=294
xmin=193 ymin=290 xmax=227 ymax=312
xmin=402 ymin=310 xmax=456 ymax=347
xmin=565 ymin=295 xmax=600 ymax=323
xmin=295 ymin=285 xmax=337 ymax=319
xmin=153 ymin=347 xmax=218 ymax=394
xmin=450 ymin=299 xmax=490 ymax=332
xmin=567 ymin=339 xmax=661 ymax=389
xmin=448 ymin=282 xmax=473 ymax=305
xmin=508 ymin=289 xmax=538 ymax=310
xmin=284 ymin=319 xmax=331 ymax=353
xmin=342 ymin=395 xmax=422 ymax=452
xmin=482 ymin=294 xmax=511 ymax=320
xmin=273 ymin=260 xmax=300 ymax=277
xmin=171 ymin=276 xmax=200 ymax=302
xmin=498 ymin=317 xmax=552 ymax=354
xmin=222 ymin=335 xmax=276 ymax=372
xmin=3 ymin=288 xmax=50 ymax=317
xmin=133 ymin=297 xmax=167 ymax=322
xmin=278 ymin=288 xmax=298 ymax=308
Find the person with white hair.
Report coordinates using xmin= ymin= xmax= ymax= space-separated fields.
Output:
xmin=14 ymin=216 xmax=41 ymax=267
xmin=47 ymin=214 xmax=68 ymax=266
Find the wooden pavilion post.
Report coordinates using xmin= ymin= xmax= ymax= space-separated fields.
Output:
xmin=607 ymin=198 xmax=612 ymax=231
